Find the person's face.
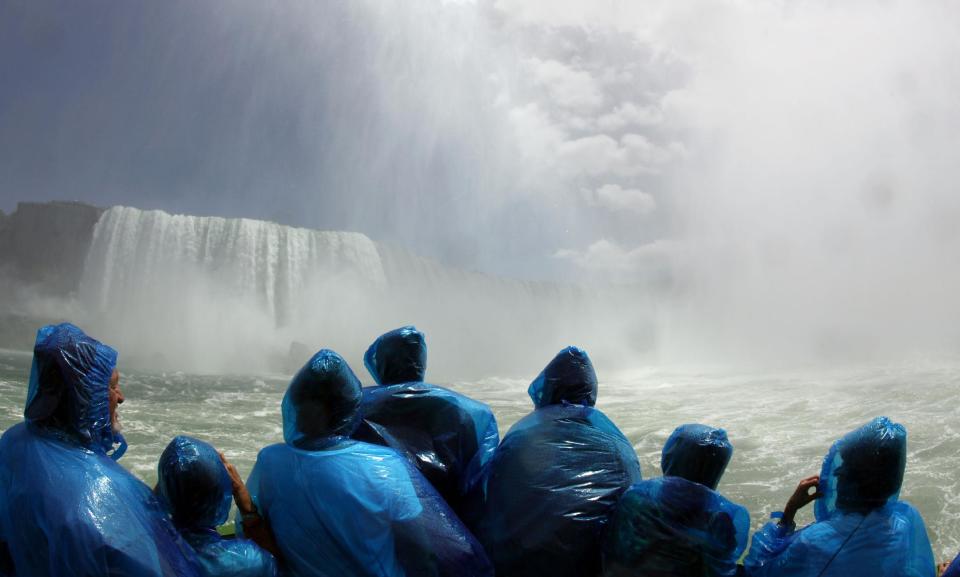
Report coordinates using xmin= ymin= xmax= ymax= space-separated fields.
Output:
xmin=108 ymin=369 xmax=124 ymax=433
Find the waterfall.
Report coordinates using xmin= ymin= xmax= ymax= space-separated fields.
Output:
xmin=78 ymin=207 xmax=389 ymax=372
xmin=81 ymin=206 xmax=386 ymax=325
xmin=76 ymin=206 xmax=651 ymax=376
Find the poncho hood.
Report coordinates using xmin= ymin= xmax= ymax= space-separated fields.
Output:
xmin=282 ymin=349 xmax=363 ymax=449
xmin=527 ymin=346 xmax=598 ymax=408
xmin=815 ymin=416 xmax=906 ymax=520
xmin=24 ymin=323 xmax=119 ymax=455
xmin=157 ymin=435 xmax=233 ymax=530
xmin=364 ymin=326 xmax=427 ymax=385
xmin=661 ymin=424 xmax=734 ymax=491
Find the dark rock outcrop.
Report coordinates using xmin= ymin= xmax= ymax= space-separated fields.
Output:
xmin=0 ymin=201 xmax=104 ymax=297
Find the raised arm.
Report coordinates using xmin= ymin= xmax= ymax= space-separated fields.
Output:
xmin=221 ymin=453 xmax=282 ymax=560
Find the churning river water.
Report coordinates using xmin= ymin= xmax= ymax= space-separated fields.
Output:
xmin=2 ymin=347 xmax=959 ymax=560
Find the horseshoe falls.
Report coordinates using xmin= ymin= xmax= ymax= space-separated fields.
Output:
xmin=73 ymin=205 xmax=643 ymax=377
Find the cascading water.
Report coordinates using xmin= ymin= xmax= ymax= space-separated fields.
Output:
xmin=78 ymin=207 xmax=390 ymax=372
xmin=81 ymin=206 xmax=387 ymax=325
xmin=78 ymin=206 xmax=653 ymax=376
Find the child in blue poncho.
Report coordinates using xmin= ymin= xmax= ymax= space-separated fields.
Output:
xmin=743 ymin=417 xmax=935 ymax=577
xmin=157 ymin=435 xmax=277 ymax=577
xmin=602 ymin=424 xmax=750 ymax=577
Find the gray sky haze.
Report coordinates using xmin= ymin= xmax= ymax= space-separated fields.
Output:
xmin=3 ymin=0 xmax=960 ymax=361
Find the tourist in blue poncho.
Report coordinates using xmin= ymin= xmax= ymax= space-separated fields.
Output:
xmin=157 ymin=436 xmax=277 ymax=577
xmin=0 ymin=323 xmax=200 ymax=577
xmin=602 ymin=424 xmax=750 ymax=577
xmin=353 ymin=326 xmax=499 ymax=522
xmin=244 ymin=348 xmax=493 ymax=577
xmin=743 ymin=416 xmax=935 ymax=577
xmin=475 ymin=346 xmax=643 ymax=577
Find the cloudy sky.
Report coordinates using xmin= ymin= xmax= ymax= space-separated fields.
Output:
xmin=3 ymin=0 xmax=960 ymax=345
xmin=0 ymin=0 xmax=686 ymax=278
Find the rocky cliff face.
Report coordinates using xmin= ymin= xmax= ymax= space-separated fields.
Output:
xmin=0 ymin=201 xmax=105 ymax=297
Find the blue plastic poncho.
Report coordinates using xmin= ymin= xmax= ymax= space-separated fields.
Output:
xmin=602 ymin=425 xmax=748 ymax=577
xmin=743 ymin=417 xmax=936 ymax=577
xmin=244 ymin=349 xmax=493 ymax=577
xmin=157 ymin=436 xmax=277 ymax=577
xmin=475 ymin=346 xmax=642 ymax=577
xmin=0 ymin=323 xmax=200 ymax=577
xmin=353 ymin=326 xmax=499 ymax=521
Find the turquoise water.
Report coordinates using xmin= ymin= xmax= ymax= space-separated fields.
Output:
xmin=2 ymin=348 xmax=960 ymax=561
